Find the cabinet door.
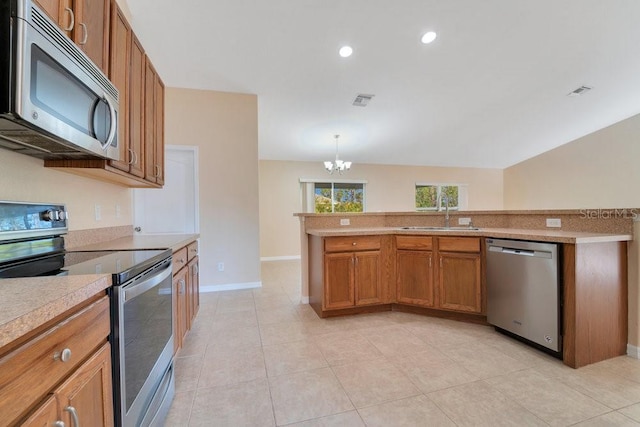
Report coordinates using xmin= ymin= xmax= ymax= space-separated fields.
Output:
xmin=324 ymin=253 xmax=355 ymax=310
xmin=188 ymin=258 xmax=200 ymax=325
xmin=173 ymin=268 xmax=188 ymax=353
xmin=128 ymin=34 xmax=145 ymax=178
xmin=144 ymin=58 xmax=158 ymax=182
xmin=396 ymin=250 xmax=434 ymax=307
xmin=73 ymin=0 xmax=110 ymax=73
xmin=33 ymin=0 xmax=66 ymax=29
xmin=107 ymin=2 xmax=130 ymax=172
xmin=438 ymin=252 xmax=481 ymax=313
xmin=21 ymin=394 xmax=60 ymax=426
xmin=354 ymin=251 xmax=381 ymax=306
xmin=154 ymin=76 xmax=165 ymax=185
xmin=56 ymin=343 xmax=113 ymax=427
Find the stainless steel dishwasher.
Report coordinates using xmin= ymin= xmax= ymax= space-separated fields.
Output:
xmin=486 ymin=238 xmax=561 ymax=354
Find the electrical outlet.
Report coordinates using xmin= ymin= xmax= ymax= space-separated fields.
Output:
xmin=217 ymin=262 xmax=225 ymax=272
xmin=546 ymin=218 xmax=562 ymax=228
xmin=94 ymin=204 xmax=101 ymax=221
xmin=458 ymin=217 xmax=471 ymax=225
xmin=340 ymin=218 xmax=350 ymax=226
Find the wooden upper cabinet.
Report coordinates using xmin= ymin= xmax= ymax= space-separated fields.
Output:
xmin=144 ymin=58 xmax=165 ymax=184
xmin=72 ymin=0 xmax=110 ymax=74
xmin=33 ymin=0 xmax=67 ymax=27
xmin=129 ymin=35 xmax=146 ymax=178
xmin=108 ymin=2 xmax=131 ymax=173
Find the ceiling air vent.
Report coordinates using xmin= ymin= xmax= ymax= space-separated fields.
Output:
xmin=353 ymin=94 xmax=375 ymax=107
xmin=567 ymin=85 xmax=593 ymax=97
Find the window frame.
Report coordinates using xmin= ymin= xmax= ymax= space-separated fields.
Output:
xmin=415 ymin=183 xmax=464 ymax=212
xmin=300 ymin=178 xmax=367 ymax=214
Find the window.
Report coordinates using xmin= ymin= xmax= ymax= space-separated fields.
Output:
xmin=416 ymin=184 xmax=460 ymax=211
xmin=313 ymin=182 xmax=365 ymax=213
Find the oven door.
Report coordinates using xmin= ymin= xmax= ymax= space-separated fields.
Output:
xmin=113 ymin=258 xmax=174 ymax=427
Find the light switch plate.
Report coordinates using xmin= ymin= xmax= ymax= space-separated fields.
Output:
xmin=340 ymin=218 xmax=350 ymax=226
xmin=546 ymin=218 xmax=562 ymax=228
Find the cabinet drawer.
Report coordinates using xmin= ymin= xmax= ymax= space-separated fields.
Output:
xmin=438 ymin=237 xmax=481 ymax=253
xmin=0 ymin=295 xmax=110 ymax=425
xmin=396 ymin=235 xmax=433 ymax=251
xmin=325 ymin=236 xmax=381 ymax=252
xmin=187 ymin=241 xmax=199 ymax=262
xmin=173 ymin=247 xmax=188 ymax=275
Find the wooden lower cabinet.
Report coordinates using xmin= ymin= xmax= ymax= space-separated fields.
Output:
xmin=0 ymin=293 xmax=113 ymax=426
xmin=172 ymin=240 xmax=200 ymax=354
xmin=396 ymin=250 xmax=434 ymax=307
xmin=173 ymin=267 xmax=188 ymax=354
xmin=438 ymin=252 xmax=481 ymax=313
xmin=324 ymin=250 xmax=382 ymax=310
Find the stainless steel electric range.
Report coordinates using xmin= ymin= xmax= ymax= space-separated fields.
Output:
xmin=0 ymin=201 xmax=174 ymax=426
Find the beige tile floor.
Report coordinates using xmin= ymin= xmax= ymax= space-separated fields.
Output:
xmin=165 ymin=260 xmax=640 ymax=426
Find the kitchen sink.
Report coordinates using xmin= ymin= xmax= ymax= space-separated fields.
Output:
xmin=400 ymin=226 xmax=481 ymax=231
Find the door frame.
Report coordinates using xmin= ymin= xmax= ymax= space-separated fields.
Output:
xmin=133 ymin=144 xmax=200 ymax=233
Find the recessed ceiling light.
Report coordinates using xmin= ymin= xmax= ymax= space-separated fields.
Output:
xmin=339 ymin=46 xmax=353 ymax=58
xmin=421 ymin=31 xmax=437 ymax=44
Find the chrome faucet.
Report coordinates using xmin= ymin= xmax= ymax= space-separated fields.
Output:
xmin=442 ymin=194 xmax=450 ymax=228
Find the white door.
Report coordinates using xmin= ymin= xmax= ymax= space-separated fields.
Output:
xmin=134 ymin=145 xmax=199 ymax=234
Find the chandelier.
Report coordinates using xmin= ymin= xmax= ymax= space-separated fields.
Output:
xmin=324 ymin=134 xmax=352 ymax=174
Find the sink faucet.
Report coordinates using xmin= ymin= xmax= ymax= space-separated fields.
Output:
xmin=442 ymin=194 xmax=450 ymax=228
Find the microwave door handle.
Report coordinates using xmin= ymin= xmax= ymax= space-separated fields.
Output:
xmin=102 ymin=93 xmax=117 ymax=150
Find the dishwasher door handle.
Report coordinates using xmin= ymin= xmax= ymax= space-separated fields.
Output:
xmin=489 ymin=246 xmax=552 ymax=259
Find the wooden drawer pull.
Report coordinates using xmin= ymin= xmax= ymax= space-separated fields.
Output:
xmin=54 ymin=348 xmax=72 ymax=363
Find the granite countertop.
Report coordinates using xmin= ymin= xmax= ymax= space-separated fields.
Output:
xmin=0 ymin=234 xmax=199 ymax=350
xmin=74 ymin=233 xmax=200 ymax=252
xmin=0 ymin=275 xmax=111 ymax=348
xmin=306 ymin=227 xmax=632 ymax=244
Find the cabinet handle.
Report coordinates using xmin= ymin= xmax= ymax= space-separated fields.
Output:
xmin=352 ymin=242 xmax=357 ymax=246
xmin=155 ymin=164 xmax=161 ymax=178
xmin=440 ymin=257 xmax=443 ymax=268
xmin=194 ymin=265 xmax=199 ymax=275
xmin=79 ymin=23 xmax=88 ymax=45
xmin=63 ymin=7 xmax=74 ymax=32
xmin=65 ymin=406 xmax=80 ymax=427
xmin=179 ymin=279 xmax=185 ymax=294
xmin=128 ymin=149 xmax=135 ymax=165
xmin=177 ymin=258 xmax=185 ymax=264
xmin=429 ymin=256 xmax=432 ymax=269
xmin=54 ymin=348 xmax=72 ymax=363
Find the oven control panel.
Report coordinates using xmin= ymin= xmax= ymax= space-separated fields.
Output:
xmin=0 ymin=201 xmax=68 ymax=240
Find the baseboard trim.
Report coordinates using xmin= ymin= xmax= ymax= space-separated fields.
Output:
xmin=260 ymin=255 xmax=301 ymax=262
xmin=201 ymin=282 xmax=262 ymax=292
xmin=627 ymin=344 xmax=640 ymax=359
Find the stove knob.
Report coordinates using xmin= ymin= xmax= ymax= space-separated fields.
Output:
xmin=57 ymin=210 xmax=66 ymax=221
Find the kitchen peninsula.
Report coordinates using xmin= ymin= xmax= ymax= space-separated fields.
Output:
xmin=296 ymin=210 xmax=633 ymax=368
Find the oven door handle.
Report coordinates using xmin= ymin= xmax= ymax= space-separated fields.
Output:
xmin=123 ymin=263 xmax=172 ymax=302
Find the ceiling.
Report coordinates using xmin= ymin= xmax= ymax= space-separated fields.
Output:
xmin=126 ymin=0 xmax=640 ymax=169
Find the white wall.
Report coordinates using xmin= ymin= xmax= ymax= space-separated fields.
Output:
xmin=259 ymin=160 xmax=503 ymax=258
xmin=165 ymin=87 xmax=260 ymax=289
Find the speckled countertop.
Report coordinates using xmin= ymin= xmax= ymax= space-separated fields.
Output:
xmin=74 ymin=233 xmax=200 ymax=252
xmin=0 ymin=234 xmax=199 ymax=350
xmin=0 ymin=275 xmax=111 ymax=348
xmin=306 ymin=227 xmax=632 ymax=244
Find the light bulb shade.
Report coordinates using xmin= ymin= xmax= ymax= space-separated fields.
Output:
xmin=343 ymin=161 xmax=352 ymax=170
xmin=324 ymin=161 xmax=334 ymax=172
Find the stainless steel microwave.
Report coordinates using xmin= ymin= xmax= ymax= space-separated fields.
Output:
xmin=0 ymin=0 xmax=119 ymax=160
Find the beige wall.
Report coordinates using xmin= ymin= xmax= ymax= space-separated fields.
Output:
xmin=503 ymin=112 xmax=640 ymax=351
xmin=0 ymin=150 xmax=132 ymax=230
xmin=259 ymin=160 xmax=504 ymax=258
xmin=504 ymin=113 xmax=640 ymax=210
xmin=166 ymin=87 xmax=260 ymax=288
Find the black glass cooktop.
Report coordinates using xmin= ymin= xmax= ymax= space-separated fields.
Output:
xmin=0 ymin=249 xmax=171 ymax=284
